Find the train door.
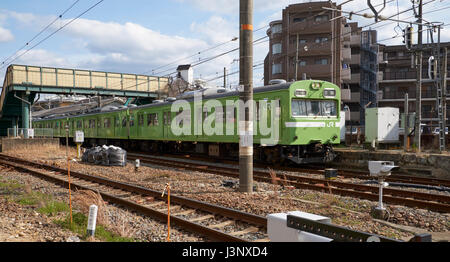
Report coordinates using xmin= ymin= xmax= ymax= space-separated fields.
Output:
xmin=163 ymin=111 xmax=170 ymax=139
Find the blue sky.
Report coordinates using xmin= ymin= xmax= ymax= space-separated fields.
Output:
xmin=0 ymin=0 xmax=449 ymax=90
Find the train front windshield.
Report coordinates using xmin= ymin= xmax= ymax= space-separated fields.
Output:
xmin=291 ymin=99 xmax=337 ymax=117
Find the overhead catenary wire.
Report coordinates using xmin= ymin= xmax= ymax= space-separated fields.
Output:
xmin=280 ymin=0 xmax=439 ymax=59
xmin=0 ymin=0 xmax=82 ymax=67
xmin=0 ymin=0 xmax=105 ymax=71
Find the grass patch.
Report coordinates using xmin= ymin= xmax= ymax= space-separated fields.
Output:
xmin=55 ymin=212 xmax=135 ymax=242
xmin=0 ymin=180 xmax=24 ymax=194
xmin=15 ymin=191 xmax=51 ymax=206
xmin=38 ymin=201 xmax=70 ymax=216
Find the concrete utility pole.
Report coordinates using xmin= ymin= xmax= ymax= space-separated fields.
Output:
xmin=414 ymin=0 xmax=423 ymax=152
xmin=239 ymin=0 xmax=254 ymax=193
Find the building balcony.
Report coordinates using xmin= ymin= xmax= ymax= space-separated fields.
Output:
xmin=289 ymin=20 xmax=332 ymax=35
xmin=350 ymin=34 xmax=360 ymax=47
xmin=342 ymin=26 xmax=351 ymax=42
xmin=291 ymin=64 xmax=332 ymax=79
xmin=342 ymin=47 xmax=351 ymax=63
xmin=350 ymin=92 xmax=360 ymax=103
xmin=383 ymin=71 xmax=417 ymax=81
xmin=380 ymin=90 xmax=444 ymax=100
xmin=377 ymin=72 xmax=384 ymax=82
xmin=348 ymin=73 xmax=360 ymax=84
xmin=342 ymin=67 xmax=351 ymax=81
xmin=350 ymin=54 xmax=360 ymax=65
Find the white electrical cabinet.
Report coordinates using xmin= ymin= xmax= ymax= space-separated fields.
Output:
xmin=365 ymin=107 xmax=399 ymax=143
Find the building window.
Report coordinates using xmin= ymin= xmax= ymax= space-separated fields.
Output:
xmin=293 ymin=17 xmax=305 ymax=23
xmin=315 ymin=15 xmax=329 ymax=22
xmin=272 ymin=63 xmax=282 ymax=74
xmin=299 ymin=39 xmax=307 ymax=44
xmin=271 ymin=24 xmax=282 ymax=36
xmin=272 ymin=43 xmax=282 ymax=54
xmin=315 ymin=58 xmax=328 ymax=65
xmin=315 ymin=37 xmax=328 ymax=43
xmin=299 ymin=61 xmax=306 ymax=67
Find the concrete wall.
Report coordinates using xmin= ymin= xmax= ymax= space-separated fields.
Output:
xmin=0 ymin=137 xmax=59 ymax=152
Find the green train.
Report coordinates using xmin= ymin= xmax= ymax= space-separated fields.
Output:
xmin=33 ymin=80 xmax=341 ymax=164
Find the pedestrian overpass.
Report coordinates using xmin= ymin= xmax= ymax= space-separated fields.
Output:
xmin=0 ymin=64 xmax=169 ymax=136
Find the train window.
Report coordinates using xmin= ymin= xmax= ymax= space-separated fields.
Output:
xmin=154 ymin=114 xmax=159 ymax=126
xmin=104 ymin=118 xmax=111 ymax=128
xmin=147 ymin=114 xmax=153 ymax=126
xmin=77 ymin=121 xmax=82 ymax=129
xmin=321 ymin=101 xmax=337 ymax=116
xmin=116 ymin=117 xmax=120 ymax=127
xmin=122 ymin=117 xmax=127 ymax=127
xmin=292 ymin=99 xmax=337 ymax=117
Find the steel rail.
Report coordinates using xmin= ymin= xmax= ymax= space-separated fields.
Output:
xmin=127 ymin=153 xmax=450 ymax=213
xmin=0 ymin=154 xmax=268 ymax=242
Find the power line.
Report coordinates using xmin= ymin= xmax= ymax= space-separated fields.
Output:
xmin=150 ymin=37 xmax=239 ymax=75
xmin=0 ymin=0 xmax=81 ymax=67
xmin=0 ymin=0 xmax=105 ymax=70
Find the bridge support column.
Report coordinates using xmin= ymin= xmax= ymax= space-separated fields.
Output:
xmin=21 ymin=93 xmax=30 ymax=138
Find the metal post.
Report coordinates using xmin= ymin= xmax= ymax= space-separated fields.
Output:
xmin=404 ymin=93 xmax=409 ymax=152
xmin=440 ymin=47 xmax=447 ymax=151
xmin=414 ymin=0 xmax=423 ymax=152
xmin=295 ymin=34 xmax=299 ymax=81
xmin=239 ymin=0 xmax=253 ymax=193
xmin=224 ymin=67 xmax=227 ymax=88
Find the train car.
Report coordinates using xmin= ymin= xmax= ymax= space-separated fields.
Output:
xmin=33 ymin=80 xmax=341 ymax=164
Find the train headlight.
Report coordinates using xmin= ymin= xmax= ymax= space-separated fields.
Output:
xmin=295 ymin=89 xmax=307 ymax=97
xmin=323 ymin=89 xmax=336 ymax=98
xmin=311 ymin=82 xmax=322 ymax=90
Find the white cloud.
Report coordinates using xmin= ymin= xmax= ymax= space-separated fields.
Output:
xmin=0 ymin=26 xmax=14 ymax=42
xmin=190 ymin=16 xmax=237 ymax=44
xmin=13 ymin=49 xmax=73 ymax=68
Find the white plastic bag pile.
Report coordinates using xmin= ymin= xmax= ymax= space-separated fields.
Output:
xmin=82 ymin=145 xmax=127 ymax=167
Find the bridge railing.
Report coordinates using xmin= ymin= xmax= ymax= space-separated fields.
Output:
xmin=0 ymin=64 xmax=170 ymax=115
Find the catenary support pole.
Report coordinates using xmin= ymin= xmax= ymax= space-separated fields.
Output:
xmin=404 ymin=93 xmax=409 ymax=152
xmin=414 ymin=0 xmax=423 ymax=152
xmin=239 ymin=0 xmax=254 ymax=193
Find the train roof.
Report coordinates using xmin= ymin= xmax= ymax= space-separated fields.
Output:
xmin=34 ymin=80 xmax=333 ymax=121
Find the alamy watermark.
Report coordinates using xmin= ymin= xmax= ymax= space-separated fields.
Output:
xmin=170 ymin=92 xmax=280 ymax=146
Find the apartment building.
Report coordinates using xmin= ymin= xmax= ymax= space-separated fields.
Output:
xmin=263 ymin=1 xmax=384 ymax=126
xmin=263 ymin=1 xmax=351 ymax=87
xmin=378 ymin=44 xmax=450 ymax=132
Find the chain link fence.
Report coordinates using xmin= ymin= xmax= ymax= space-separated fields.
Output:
xmin=7 ymin=128 xmax=54 ymax=139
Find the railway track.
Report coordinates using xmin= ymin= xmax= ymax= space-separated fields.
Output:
xmin=130 ymin=151 xmax=450 ymax=188
xmin=127 ymin=152 xmax=450 ymax=213
xmin=0 ymin=154 xmax=268 ymax=242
